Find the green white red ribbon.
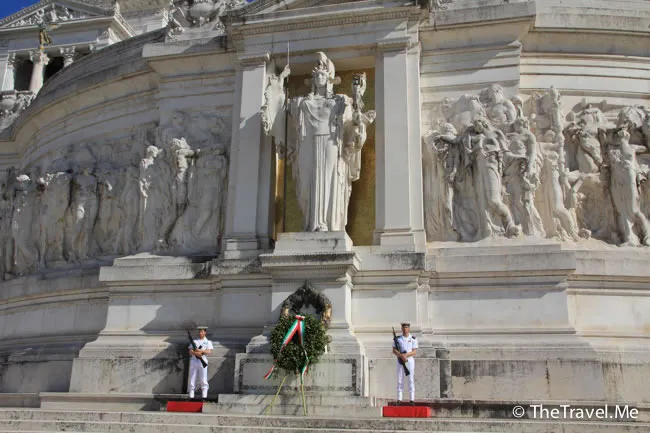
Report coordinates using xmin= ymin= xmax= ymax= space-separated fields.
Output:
xmin=264 ymin=315 xmax=310 ymax=383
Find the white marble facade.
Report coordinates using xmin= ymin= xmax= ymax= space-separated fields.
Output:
xmin=0 ymin=0 xmax=649 ymax=406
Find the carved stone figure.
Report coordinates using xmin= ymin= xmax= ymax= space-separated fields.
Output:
xmin=423 ymin=123 xmax=463 ymax=239
xmin=11 ymin=175 xmax=38 ymax=275
xmin=0 ymin=184 xmax=13 ymax=279
xmin=565 ymin=102 xmax=607 ymax=173
xmin=93 ymin=168 xmax=121 ymax=255
xmin=504 ymin=118 xmax=544 ymax=237
xmin=114 ymin=166 xmax=140 ymax=255
xmin=157 ymin=110 xmax=188 ymax=151
xmin=536 ymin=131 xmax=582 ymax=240
xmin=531 ymin=86 xmax=565 ymax=142
xmin=69 ymin=168 xmax=98 ymax=262
xmin=170 ymin=137 xmax=199 ymax=216
xmin=191 ymin=147 xmax=227 ymax=241
xmin=603 ymin=128 xmax=650 ymax=246
xmin=263 ymin=52 xmax=375 ymax=232
xmin=261 ymin=63 xmax=291 ymax=147
xmin=616 ymin=106 xmax=649 ymax=148
xmin=440 ymin=94 xmax=485 ymax=133
xmin=463 ymin=117 xmax=520 ymax=239
xmin=39 ymin=171 xmax=71 ymax=266
xmin=642 ymin=107 xmax=650 ymax=148
xmin=139 ymin=146 xmax=174 ymax=251
xmin=479 ymin=84 xmax=517 ymax=132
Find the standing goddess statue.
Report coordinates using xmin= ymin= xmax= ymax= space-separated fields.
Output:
xmin=262 ymin=52 xmax=375 ymax=232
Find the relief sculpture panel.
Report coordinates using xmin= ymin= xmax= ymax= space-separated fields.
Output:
xmin=423 ymin=84 xmax=650 ymax=247
xmin=0 ymin=112 xmax=230 ymax=279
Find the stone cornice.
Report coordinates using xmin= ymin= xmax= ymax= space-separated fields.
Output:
xmin=237 ymin=52 xmax=270 ymax=67
xmin=421 ymin=0 xmax=536 ymax=30
xmin=376 ymin=35 xmax=414 ymax=52
xmin=0 ymin=15 xmax=134 ymax=41
xmin=226 ymin=5 xmax=422 ymax=46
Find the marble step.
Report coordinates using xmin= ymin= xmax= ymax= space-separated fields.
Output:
xmin=217 ymin=394 xmax=376 ymax=406
xmin=205 ymin=394 xmax=379 ymax=417
xmin=203 ymin=402 xmax=381 ymax=417
xmin=0 ymin=411 xmax=648 ymax=433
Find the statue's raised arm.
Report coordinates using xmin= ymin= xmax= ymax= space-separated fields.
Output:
xmin=261 ymin=64 xmax=291 ymax=154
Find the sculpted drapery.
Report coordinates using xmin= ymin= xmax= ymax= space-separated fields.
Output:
xmin=262 ymin=52 xmax=375 ymax=233
xmin=423 ymin=85 xmax=650 ymax=247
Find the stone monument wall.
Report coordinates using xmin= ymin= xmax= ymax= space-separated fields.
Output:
xmin=0 ymin=0 xmax=648 ymax=405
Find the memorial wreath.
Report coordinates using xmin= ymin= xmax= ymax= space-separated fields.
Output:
xmin=265 ymin=313 xmax=328 ymax=381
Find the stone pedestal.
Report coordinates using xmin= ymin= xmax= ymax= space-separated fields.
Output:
xmin=233 ymin=353 xmax=365 ymax=396
xmin=68 ymin=254 xmax=233 ymax=396
xmin=238 ymin=231 xmax=369 ymax=396
xmin=259 ymin=232 xmax=364 ymax=354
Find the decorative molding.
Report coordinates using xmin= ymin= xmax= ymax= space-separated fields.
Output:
xmin=226 ymin=7 xmax=421 ymax=44
xmin=376 ymin=36 xmax=414 ymax=52
xmin=237 ymin=52 xmax=269 ymax=67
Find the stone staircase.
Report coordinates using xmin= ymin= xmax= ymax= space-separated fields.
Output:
xmin=0 ymin=408 xmax=649 ymax=433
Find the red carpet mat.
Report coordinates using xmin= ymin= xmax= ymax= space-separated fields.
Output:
xmin=167 ymin=401 xmax=203 ymax=412
xmin=382 ymin=405 xmax=432 ymax=418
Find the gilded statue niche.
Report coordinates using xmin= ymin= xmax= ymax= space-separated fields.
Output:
xmin=273 ymin=69 xmax=376 ymax=246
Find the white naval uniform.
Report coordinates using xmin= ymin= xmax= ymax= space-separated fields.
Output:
xmin=393 ymin=333 xmax=418 ymax=401
xmin=188 ymin=337 xmax=213 ymax=398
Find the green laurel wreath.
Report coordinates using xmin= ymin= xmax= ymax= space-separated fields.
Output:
xmin=268 ymin=314 xmax=328 ymax=376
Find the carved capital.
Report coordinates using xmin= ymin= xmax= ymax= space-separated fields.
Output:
xmin=376 ymin=36 xmax=414 ymax=53
xmin=237 ymin=52 xmax=269 ymax=68
xmin=60 ymin=46 xmax=76 ymax=66
xmin=60 ymin=46 xmax=76 ymax=58
xmin=29 ymin=50 xmax=50 ymax=66
xmin=6 ymin=53 xmax=18 ymax=68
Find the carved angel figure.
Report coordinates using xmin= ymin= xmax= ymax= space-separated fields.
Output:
xmin=262 ymin=52 xmax=375 ymax=232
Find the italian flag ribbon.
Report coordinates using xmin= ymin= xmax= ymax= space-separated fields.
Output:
xmin=264 ymin=315 xmax=310 ymax=383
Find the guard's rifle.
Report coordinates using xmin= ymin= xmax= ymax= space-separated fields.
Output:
xmin=392 ymin=327 xmax=410 ymax=376
xmin=187 ymin=330 xmax=208 ymax=368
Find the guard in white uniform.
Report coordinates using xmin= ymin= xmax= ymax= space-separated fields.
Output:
xmin=188 ymin=326 xmax=213 ymax=399
xmin=392 ymin=322 xmax=418 ymax=404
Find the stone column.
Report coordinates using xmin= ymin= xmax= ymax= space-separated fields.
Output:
xmin=374 ymin=37 xmax=426 ymax=252
xmin=60 ymin=46 xmax=76 ymax=67
xmin=3 ymin=53 xmax=17 ymax=91
xmin=28 ymin=50 xmax=49 ymax=94
xmin=222 ymin=52 xmax=272 ymax=259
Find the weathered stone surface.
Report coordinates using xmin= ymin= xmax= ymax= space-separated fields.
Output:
xmin=234 ymin=353 xmax=365 ymax=396
xmin=0 ymin=0 xmax=649 ymax=410
xmin=1 ymin=407 xmax=649 ymax=432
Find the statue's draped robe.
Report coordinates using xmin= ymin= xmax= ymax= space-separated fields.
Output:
xmin=290 ymin=94 xmax=351 ymax=232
